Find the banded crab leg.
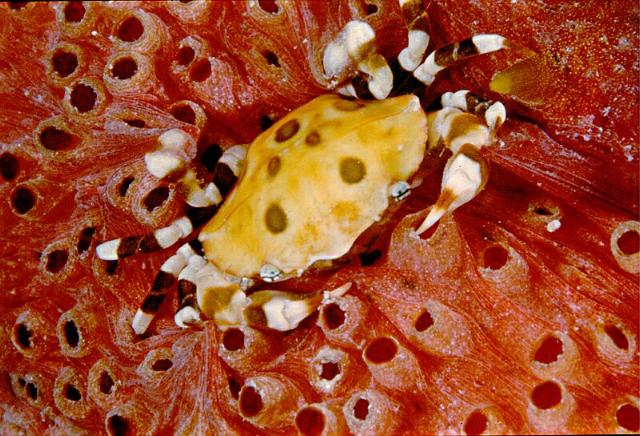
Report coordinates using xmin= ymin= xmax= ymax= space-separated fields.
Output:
xmin=414 ymin=34 xmax=509 ymax=86
xmin=96 ymin=129 xmax=246 ymax=261
xmin=415 ymin=91 xmax=506 ymax=234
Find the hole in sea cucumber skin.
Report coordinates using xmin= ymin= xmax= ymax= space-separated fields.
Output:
xmin=40 ymin=126 xmax=77 ymax=151
xmin=415 ymin=309 xmax=434 ymax=332
xmin=13 ymin=324 xmax=32 ymax=349
xmin=260 ymin=114 xmax=274 ymax=131
xmin=70 ymin=83 xmax=97 ymax=113
xmin=63 ymin=320 xmax=80 ymax=348
xmin=322 ymin=303 xmax=346 ymax=329
xmin=107 ymin=414 xmax=129 ymax=436
xmin=534 ymin=335 xmax=564 ymax=364
xmin=143 ymin=186 xmax=170 ymax=211
xmin=531 ymin=381 xmax=562 ymax=410
xmin=617 ymin=230 xmax=640 ymax=255
xmin=52 ymin=50 xmax=78 ymax=78
xmin=364 ymin=337 xmax=398 ymax=364
xmin=258 ymin=0 xmax=279 ymax=14
xmin=365 ymin=3 xmax=378 ymax=15
xmin=353 ymin=398 xmax=369 ymax=420
xmin=239 ymin=386 xmax=263 ymax=417
xmin=64 ymin=1 xmax=85 ymax=23
xmin=25 ymin=382 xmax=38 ymax=400
xmin=262 ymin=50 xmax=280 ymax=67
xmin=170 ymin=103 xmax=196 ymax=125
xmin=124 ymin=119 xmax=145 ymax=128
xmin=222 ymin=328 xmax=245 ymax=351
xmin=99 ymin=371 xmax=114 ymax=395
xmin=604 ymin=324 xmax=629 ymax=350
xmin=616 ymin=403 xmax=640 ymax=432
xmin=45 ymin=249 xmax=69 ymax=273
xmin=105 ymin=260 xmax=119 ymax=276
xmin=483 ymin=245 xmax=509 ymax=270
xmin=117 ymin=16 xmax=143 ymax=42
xmin=190 ymin=59 xmax=211 ymax=82
xmin=118 ymin=177 xmax=134 ymax=197
xmin=464 ymin=410 xmax=488 ymax=435
xmin=151 ymin=359 xmax=173 ymax=371
xmin=0 ymin=152 xmax=19 ymax=180
xmin=320 ymin=362 xmax=340 ymax=381
xmin=228 ymin=377 xmax=242 ymax=400
xmin=11 ymin=187 xmax=35 ymax=215
xmin=111 ymin=57 xmax=138 ymax=80
xmin=64 ymin=384 xmax=81 ymax=401
xmin=76 ymin=227 xmax=95 ymax=254
xmin=11 ymin=186 xmax=35 ymax=214
xmin=296 ymin=406 xmax=326 ymax=436
xmin=176 ymin=45 xmax=195 ymax=66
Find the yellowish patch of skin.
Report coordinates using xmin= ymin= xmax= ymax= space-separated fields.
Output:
xmin=200 ymin=94 xmax=428 ymax=278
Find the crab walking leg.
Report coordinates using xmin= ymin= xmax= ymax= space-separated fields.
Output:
xmin=415 ymin=101 xmax=506 ymax=234
xmin=397 ymin=0 xmax=430 ymax=71
xmin=95 ymin=145 xmax=246 ymax=261
xmin=174 ymin=254 xmax=208 ymax=328
xmin=323 ymin=21 xmax=393 ymax=100
xmin=414 ymin=34 xmax=509 ymax=85
xmin=441 ymin=90 xmax=506 ymax=136
xmin=131 ymin=240 xmax=201 ymax=335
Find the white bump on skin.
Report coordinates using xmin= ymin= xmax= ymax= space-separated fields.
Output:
xmin=263 ymin=297 xmax=313 ymax=331
xmin=398 ymin=29 xmax=430 ymax=72
xmin=472 ymin=34 xmax=507 ymax=54
xmin=132 ymin=310 xmax=153 ymax=336
xmin=96 ymin=239 xmax=120 ymax=261
xmin=546 ymin=219 xmax=562 ymax=233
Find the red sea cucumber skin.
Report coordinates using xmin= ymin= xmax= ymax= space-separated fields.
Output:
xmin=0 ymin=1 xmax=638 ymax=435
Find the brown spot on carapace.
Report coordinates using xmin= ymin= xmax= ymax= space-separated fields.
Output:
xmin=275 ymin=119 xmax=300 ymax=142
xmin=267 ymin=156 xmax=281 ymax=177
xmin=339 ymin=157 xmax=366 ymax=184
xmin=265 ymin=203 xmax=287 ymax=233
xmin=305 ymin=130 xmax=321 ymax=146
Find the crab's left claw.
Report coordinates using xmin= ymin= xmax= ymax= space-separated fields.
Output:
xmin=417 ymin=145 xmax=488 ymax=234
xmin=245 ymin=283 xmax=352 ymax=332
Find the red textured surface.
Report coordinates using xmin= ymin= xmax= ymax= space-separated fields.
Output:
xmin=0 ymin=1 xmax=638 ymax=435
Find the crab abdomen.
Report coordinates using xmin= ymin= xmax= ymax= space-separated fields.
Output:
xmin=200 ymin=94 xmax=428 ymax=278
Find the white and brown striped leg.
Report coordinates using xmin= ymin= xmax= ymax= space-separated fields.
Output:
xmin=440 ymin=90 xmax=506 ymax=138
xmin=96 ymin=140 xmax=246 ymax=261
xmin=414 ymin=34 xmax=509 ymax=85
xmin=397 ymin=0 xmax=430 ymax=72
xmin=415 ymin=97 xmax=506 ymax=234
xmin=131 ymin=240 xmax=201 ymax=335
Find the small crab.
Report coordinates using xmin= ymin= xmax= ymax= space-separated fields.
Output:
xmin=96 ymin=13 xmax=510 ymax=336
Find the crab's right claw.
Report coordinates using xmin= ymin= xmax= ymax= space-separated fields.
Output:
xmin=416 ymin=145 xmax=488 ymax=235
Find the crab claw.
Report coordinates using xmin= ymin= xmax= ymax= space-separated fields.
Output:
xmin=245 ymin=283 xmax=352 ymax=332
xmin=416 ymin=145 xmax=488 ymax=234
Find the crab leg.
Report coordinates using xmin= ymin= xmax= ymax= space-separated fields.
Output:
xmin=397 ymin=0 xmax=430 ymax=72
xmin=414 ymin=34 xmax=509 ymax=85
xmin=131 ymin=240 xmax=202 ymax=335
xmin=416 ymin=93 xmax=506 ymax=234
xmin=96 ymin=136 xmax=246 ymax=261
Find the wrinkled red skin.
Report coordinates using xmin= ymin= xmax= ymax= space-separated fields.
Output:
xmin=0 ymin=1 xmax=638 ymax=435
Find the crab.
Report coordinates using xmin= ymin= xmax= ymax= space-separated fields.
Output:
xmin=96 ymin=13 xmax=510 ymax=336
